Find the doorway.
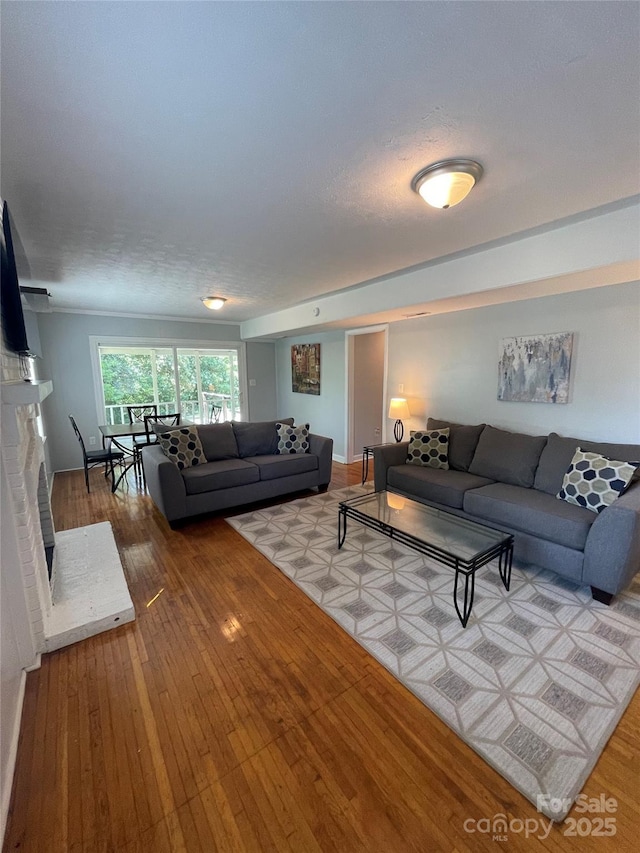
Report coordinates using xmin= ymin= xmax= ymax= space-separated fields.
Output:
xmin=345 ymin=326 xmax=388 ymax=464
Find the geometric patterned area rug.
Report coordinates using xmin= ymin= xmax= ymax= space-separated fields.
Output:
xmin=227 ymin=485 xmax=640 ymax=820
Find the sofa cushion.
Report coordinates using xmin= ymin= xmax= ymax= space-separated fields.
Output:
xmin=232 ymin=418 xmax=294 ymax=457
xmin=427 ymin=418 xmax=486 ymax=472
xmin=464 ymin=482 xmax=596 ymax=550
xmin=246 ymin=453 xmax=318 ymax=481
xmin=468 ymin=425 xmax=547 ymax=488
xmin=276 ymin=422 xmax=310 ymax=454
xmin=157 ymin=426 xmax=205 ymax=470
xmin=181 ymin=459 xmax=259 ymax=495
xmin=406 ymin=428 xmax=449 ymax=469
xmin=197 ymin=422 xmax=239 ymax=461
xmin=388 ymin=464 xmax=494 ymax=510
xmin=557 ymin=447 xmax=639 ymax=513
xmin=534 ymin=432 xmax=640 ymax=495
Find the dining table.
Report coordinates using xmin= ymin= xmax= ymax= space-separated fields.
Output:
xmin=98 ymin=422 xmax=147 ymax=489
xmin=99 ymin=420 xmax=192 ymax=488
xmin=99 ymin=421 xmax=148 ymax=453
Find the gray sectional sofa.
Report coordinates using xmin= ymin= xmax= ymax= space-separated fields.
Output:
xmin=143 ymin=419 xmax=333 ymax=526
xmin=374 ymin=418 xmax=640 ymax=602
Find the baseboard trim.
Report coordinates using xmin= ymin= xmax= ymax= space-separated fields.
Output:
xmin=25 ymin=653 xmax=42 ymax=672
xmin=1 ymin=668 xmax=27 ymax=843
xmin=332 ymin=454 xmax=347 ymax=464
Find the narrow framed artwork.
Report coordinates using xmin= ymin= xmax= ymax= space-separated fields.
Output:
xmin=498 ymin=332 xmax=573 ymax=403
xmin=291 ymin=343 xmax=321 ymax=395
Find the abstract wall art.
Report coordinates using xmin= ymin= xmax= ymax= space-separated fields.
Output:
xmin=498 ymin=332 xmax=573 ymax=404
xmin=291 ymin=343 xmax=321 ymax=395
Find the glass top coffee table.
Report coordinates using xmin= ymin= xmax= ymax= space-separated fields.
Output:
xmin=338 ymin=491 xmax=514 ymax=628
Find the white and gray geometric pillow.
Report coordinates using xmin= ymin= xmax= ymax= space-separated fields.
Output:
xmin=557 ymin=447 xmax=639 ymax=513
xmin=157 ymin=426 xmax=205 ymax=470
xmin=406 ymin=428 xmax=449 ymax=469
xmin=276 ymin=422 xmax=310 ymax=454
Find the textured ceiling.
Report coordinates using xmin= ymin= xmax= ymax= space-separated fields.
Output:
xmin=1 ymin=1 xmax=639 ymax=325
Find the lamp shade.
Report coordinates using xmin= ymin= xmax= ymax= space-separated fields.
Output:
xmin=412 ymin=159 xmax=483 ymax=209
xmin=201 ymin=296 xmax=226 ymax=310
xmin=388 ymin=398 xmax=410 ymax=420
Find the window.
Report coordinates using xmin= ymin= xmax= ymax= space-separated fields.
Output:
xmin=91 ymin=338 xmax=246 ymax=425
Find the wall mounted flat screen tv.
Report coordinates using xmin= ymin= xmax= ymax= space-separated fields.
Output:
xmin=1 ymin=200 xmax=35 ymax=357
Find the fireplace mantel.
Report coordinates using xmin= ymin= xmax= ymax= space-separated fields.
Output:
xmin=1 ymin=379 xmax=53 ymax=407
xmin=1 ymin=380 xmax=53 ymax=446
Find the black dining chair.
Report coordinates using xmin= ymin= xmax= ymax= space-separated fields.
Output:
xmin=69 ymin=415 xmax=125 ymax=493
xmin=146 ymin=411 xmax=180 ymax=429
xmin=141 ymin=412 xmax=181 ymax=444
xmin=127 ymin=405 xmax=159 ymax=476
xmin=127 ymin=404 xmax=158 ymax=425
xmin=209 ymin=403 xmax=222 ymax=423
xmin=136 ymin=412 xmax=181 ymax=479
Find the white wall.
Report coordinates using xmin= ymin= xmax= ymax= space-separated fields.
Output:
xmin=387 ymin=282 xmax=640 ymax=443
xmin=272 ymin=283 xmax=640 ymax=458
xmin=276 ymin=331 xmax=347 ymax=459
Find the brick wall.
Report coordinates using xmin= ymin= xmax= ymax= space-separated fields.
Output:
xmin=1 ymin=343 xmax=52 ymax=652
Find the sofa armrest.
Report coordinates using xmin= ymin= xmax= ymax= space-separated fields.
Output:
xmin=141 ymin=445 xmax=187 ymax=522
xmin=309 ymin=433 xmax=333 ymax=486
xmin=373 ymin=442 xmax=408 ymax=492
xmin=583 ymin=480 xmax=640 ymax=595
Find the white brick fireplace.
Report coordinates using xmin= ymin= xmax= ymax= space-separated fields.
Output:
xmin=1 ymin=378 xmax=55 ymax=652
xmin=1 ymin=375 xmax=135 ymax=655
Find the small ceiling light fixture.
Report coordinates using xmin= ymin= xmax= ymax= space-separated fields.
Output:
xmin=201 ymin=296 xmax=227 ymax=310
xmin=411 ymin=159 xmax=483 ymax=209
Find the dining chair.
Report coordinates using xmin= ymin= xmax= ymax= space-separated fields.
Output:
xmin=142 ymin=412 xmax=181 ymax=443
xmin=69 ymin=415 xmax=125 ymax=493
xmin=136 ymin=412 xmax=181 ymax=479
xmin=126 ymin=405 xmax=159 ymax=478
xmin=127 ymin=404 xmax=158 ymax=424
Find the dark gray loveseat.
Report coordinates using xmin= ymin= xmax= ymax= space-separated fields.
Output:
xmin=143 ymin=419 xmax=333 ymax=526
xmin=374 ymin=418 xmax=640 ymax=602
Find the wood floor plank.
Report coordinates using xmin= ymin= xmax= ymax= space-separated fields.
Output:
xmin=3 ymin=461 xmax=639 ymax=852
xmin=125 ymin=631 xmax=178 ymax=821
xmin=219 ymin=764 xmax=285 ymax=853
xmin=187 ymin=782 xmax=243 ymax=853
xmin=265 ymin=725 xmax=371 ymax=853
xmin=6 ymin=672 xmax=38 ymax=850
xmin=115 ymin=632 xmax=165 ymax=834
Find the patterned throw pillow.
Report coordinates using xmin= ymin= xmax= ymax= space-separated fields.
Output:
xmin=157 ymin=426 xmax=205 ymax=470
xmin=557 ymin=447 xmax=639 ymax=513
xmin=276 ymin=423 xmax=310 ymax=454
xmin=406 ymin=428 xmax=449 ymax=469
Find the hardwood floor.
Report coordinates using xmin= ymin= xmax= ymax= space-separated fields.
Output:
xmin=3 ymin=462 xmax=639 ymax=852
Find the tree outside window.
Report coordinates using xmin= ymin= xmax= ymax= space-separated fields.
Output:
xmin=99 ymin=346 xmax=240 ymax=424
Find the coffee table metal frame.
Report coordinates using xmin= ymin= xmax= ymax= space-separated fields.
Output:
xmin=338 ymin=491 xmax=514 ymax=628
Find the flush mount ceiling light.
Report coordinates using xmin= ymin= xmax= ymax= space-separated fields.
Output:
xmin=201 ymin=296 xmax=227 ymax=310
xmin=411 ymin=159 xmax=483 ymax=209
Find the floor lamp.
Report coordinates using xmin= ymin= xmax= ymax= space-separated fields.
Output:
xmin=388 ymin=398 xmax=410 ymax=442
